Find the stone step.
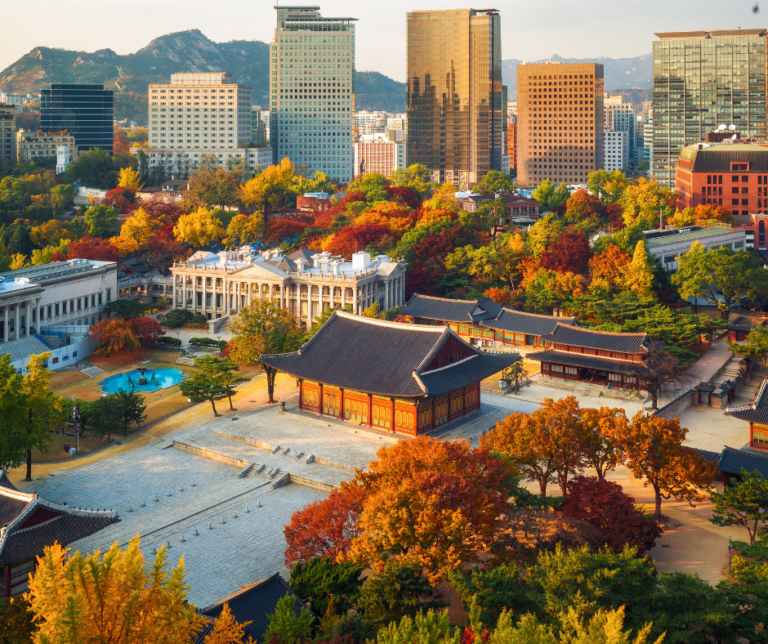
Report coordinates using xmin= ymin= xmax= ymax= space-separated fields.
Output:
xmin=176 ymin=357 xmax=196 ymax=366
xmin=81 ymin=366 xmax=105 ymax=378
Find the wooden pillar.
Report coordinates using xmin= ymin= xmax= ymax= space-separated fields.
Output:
xmin=462 ymin=387 xmax=466 ymax=416
xmin=431 ymin=397 xmax=435 ymax=429
xmin=391 ymin=398 xmax=396 ymax=434
xmin=340 ymin=389 xmax=344 ymax=421
xmin=319 ymin=383 xmax=324 ymax=416
xmin=368 ymin=394 xmax=373 ymax=427
xmin=298 ymin=380 xmax=304 ymax=410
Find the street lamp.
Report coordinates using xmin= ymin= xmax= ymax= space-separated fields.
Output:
xmin=216 ymin=334 xmax=222 ymax=354
xmin=175 ymin=330 xmax=180 ymax=347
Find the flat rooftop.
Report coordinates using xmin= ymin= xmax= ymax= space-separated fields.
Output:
xmin=645 ymin=227 xmax=742 ymax=248
xmin=0 ymin=259 xmax=115 ymax=283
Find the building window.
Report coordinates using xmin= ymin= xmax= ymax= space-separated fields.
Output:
xmin=106 ymin=289 xmax=112 ymax=302
xmin=551 ymin=364 xmax=563 ymax=373
xmin=754 ymin=427 xmax=768 ymax=447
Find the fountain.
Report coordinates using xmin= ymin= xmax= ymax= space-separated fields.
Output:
xmin=136 ymin=368 xmax=148 ymax=386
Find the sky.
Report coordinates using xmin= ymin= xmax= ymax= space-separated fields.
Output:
xmin=1 ymin=0 xmax=766 ymax=83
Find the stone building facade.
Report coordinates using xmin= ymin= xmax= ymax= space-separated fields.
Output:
xmin=169 ymin=248 xmax=407 ymax=327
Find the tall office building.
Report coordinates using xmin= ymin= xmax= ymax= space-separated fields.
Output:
xmin=652 ymin=29 xmax=768 ymax=188
xmin=270 ymin=5 xmax=356 ymax=183
xmin=517 ymin=62 xmax=604 ymax=187
xmin=41 ymin=84 xmax=113 ymax=154
xmin=148 ymin=73 xmax=252 ymax=150
xmin=604 ymin=95 xmax=637 ymax=166
xmin=0 ymin=105 xmax=16 ymax=163
xmin=405 ymin=8 xmax=503 ymax=190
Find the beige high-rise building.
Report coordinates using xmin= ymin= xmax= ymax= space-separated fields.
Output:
xmin=0 ymin=105 xmax=16 ymax=163
xmin=517 ymin=62 xmax=604 ymax=186
xmin=406 ymin=8 xmax=503 ymax=190
xmin=148 ymin=73 xmax=252 ymax=151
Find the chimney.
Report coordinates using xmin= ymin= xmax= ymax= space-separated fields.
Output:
xmin=330 ymin=260 xmax=342 ymax=276
xmin=218 ymin=251 xmax=228 ymax=267
xmin=295 ymin=258 xmax=307 ymax=273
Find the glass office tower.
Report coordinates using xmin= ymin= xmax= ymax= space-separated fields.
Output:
xmin=652 ymin=29 xmax=768 ymax=188
xmin=406 ymin=8 xmax=503 ymax=190
xmin=270 ymin=5 xmax=356 ymax=183
xmin=41 ymin=84 xmax=114 ymax=154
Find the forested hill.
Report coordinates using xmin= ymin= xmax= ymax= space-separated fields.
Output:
xmin=0 ymin=29 xmax=406 ymax=122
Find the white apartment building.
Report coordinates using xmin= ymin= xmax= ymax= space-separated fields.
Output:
xmin=134 ymin=145 xmax=273 ymax=177
xmin=16 ymin=130 xmax=78 ymax=164
xmin=386 ymin=116 xmax=406 ymax=132
xmin=354 ymin=130 xmax=406 ymax=177
xmin=355 ymin=111 xmax=389 ymax=127
xmin=169 ymin=248 xmax=406 ymax=328
xmin=148 ymin=73 xmax=252 ymax=150
xmin=270 ymin=5 xmax=356 ymax=183
xmin=0 ymin=105 xmax=15 ymax=163
xmin=604 ymin=130 xmax=629 ymax=172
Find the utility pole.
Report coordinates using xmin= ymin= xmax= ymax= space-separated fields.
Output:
xmin=72 ymin=403 xmax=80 ymax=454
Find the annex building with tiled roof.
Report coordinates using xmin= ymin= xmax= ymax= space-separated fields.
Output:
xmin=400 ymin=294 xmax=576 ymax=351
xmin=726 ymin=379 xmax=768 ymax=451
xmin=528 ymin=324 xmax=656 ymax=389
xmin=259 ymin=311 xmax=520 ymax=435
xmin=0 ymin=471 xmax=117 ymax=597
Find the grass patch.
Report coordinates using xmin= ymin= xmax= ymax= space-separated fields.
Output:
xmin=31 ymin=434 xmax=110 ymax=463
xmin=48 ymin=370 xmax=89 ymax=391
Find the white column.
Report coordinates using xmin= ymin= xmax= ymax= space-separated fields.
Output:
xmin=15 ymin=303 xmax=20 ymax=340
xmin=2 ymin=305 xmax=7 ymax=342
xmin=27 ymin=300 xmax=33 ymax=337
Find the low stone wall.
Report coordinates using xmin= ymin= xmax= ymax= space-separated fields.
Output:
xmin=653 ymin=390 xmax=695 ymax=419
xmin=287 ymin=473 xmax=336 ymax=493
xmin=173 ymin=440 xmax=250 ymax=470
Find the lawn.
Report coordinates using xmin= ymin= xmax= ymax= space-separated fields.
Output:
xmin=48 ymin=369 xmax=89 ymax=391
xmin=30 ymin=434 xmax=110 ymax=464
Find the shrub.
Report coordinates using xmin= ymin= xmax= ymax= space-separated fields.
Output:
xmin=191 ymin=314 xmax=207 ymax=324
xmin=163 ymin=309 xmax=194 ymax=328
xmin=159 ymin=337 xmax=182 ymax=347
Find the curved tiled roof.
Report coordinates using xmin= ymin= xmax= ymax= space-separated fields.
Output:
xmin=400 ymin=294 xmax=502 ymax=323
xmin=0 ymin=478 xmax=117 ymax=567
xmin=726 ymin=379 xmax=768 ymax=424
xmin=482 ymin=308 xmax=576 ymax=336
xmin=527 ymin=349 xmax=642 ymax=373
xmin=259 ymin=311 xmax=520 ymax=398
xmin=716 ymin=446 xmax=768 ymax=479
xmin=541 ymin=324 xmax=650 ymax=353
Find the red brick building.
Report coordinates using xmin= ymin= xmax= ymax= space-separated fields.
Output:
xmin=259 ymin=311 xmax=519 ymax=435
xmin=460 ymin=194 xmax=540 ymax=222
xmin=676 ymin=141 xmax=768 ymax=216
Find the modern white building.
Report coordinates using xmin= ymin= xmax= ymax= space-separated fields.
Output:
xmin=135 ymin=145 xmax=273 ymax=177
xmin=169 ymin=248 xmax=406 ymax=328
xmin=56 ymin=145 xmax=71 ymax=174
xmin=270 ymin=5 xmax=356 ymax=183
xmin=604 ymin=95 xmax=638 ymax=166
xmin=644 ymin=226 xmax=746 ymax=272
xmin=353 ymin=130 xmax=406 ymax=177
xmin=0 ymin=259 xmax=118 ymax=371
xmin=604 ymin=130 xmax=629 ymax=172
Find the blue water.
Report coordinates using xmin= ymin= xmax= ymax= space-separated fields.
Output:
xmin=100 ymin=368 xmax=187 ymax=394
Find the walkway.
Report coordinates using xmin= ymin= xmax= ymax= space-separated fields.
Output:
xmin=685 ymin=338 xmax=732 ymax=385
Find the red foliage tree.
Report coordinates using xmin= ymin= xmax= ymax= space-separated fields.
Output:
xmin=311 ymin=204 xmax=347 ymax=229
xmin=564 ymin=189 xmax=603 ymax=223
xmin=540 ymin=231 xmax=591 ymax=275
xmin=411 ymin=226 xmax=488 ymax=274
xmin=128 ymin=316 xmax=164 ymax=346
xmin=103 ymin=187 xmax=138 ymax=214
xmin=385 ymin=185 xmax=421 ymax=208
xmin=405 ymin=267 xmax=440 ymax=298
xmin=605 ymin=203 xmax=624 ymax=227
xmin=338 ymin=191 xmax=367 ymax=207
xmin=53 ymin=236 xmax=121 ymax=263
xmin=144 ymin=222 xmax=192 ymax=271
xmin=324 ymin=223 xmax=390 ymax=258
xmin=113 ymin=129 xmax=131 ymax=155
xmin=140 ymin=199 xmax=187 ymax=226
xmin=263 ymin=219 xmax=310 ymax=245
xmin=557 ymin=476 xmax=662 ymax=554
xmin=284 ymin=486 xmax=363 ymax=567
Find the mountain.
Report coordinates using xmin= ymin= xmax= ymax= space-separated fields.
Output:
xmin=503 ymin=53 xmax=652 ymax=99
xmin=0 ymin=29 xmax=405 ymax=122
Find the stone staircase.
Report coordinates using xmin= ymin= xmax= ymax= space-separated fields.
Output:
xmin=176 ymin=356 xmax=196 ymax=366
xmin=80 ymin=365 xmax=105 ymax=378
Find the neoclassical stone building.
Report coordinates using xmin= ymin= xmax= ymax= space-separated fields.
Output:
xmin=169 ymin=248 xmax=407 ymax=327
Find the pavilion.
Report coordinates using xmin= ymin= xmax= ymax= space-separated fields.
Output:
xmin=259 ymin=311 xmax=520 ymax=435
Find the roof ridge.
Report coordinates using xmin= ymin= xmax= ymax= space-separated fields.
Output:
xmin=334 ymin=310 xmax=445 ymax=332
xmin=409 ymin=294 xmax=479 ymax=305
xmin=555 ymin=324 xmax=646 ymax=338
xmin=499 ymin=308 xmax=575 ymax=321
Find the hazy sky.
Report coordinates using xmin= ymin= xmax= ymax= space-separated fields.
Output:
xmin=1 ymin=0 xmax=765 ymax=83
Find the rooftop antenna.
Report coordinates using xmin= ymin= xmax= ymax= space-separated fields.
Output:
xmin=729 ymin=124 xmax=737 ymax=131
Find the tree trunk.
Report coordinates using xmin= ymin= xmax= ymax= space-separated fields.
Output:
xmin=25 ymin=448 xmax=32 ymax=482
xmin=267 ymin=368 xmax=276 ymax=404
xmin=539 ymin=479 xmax=547 ymax=497
xmin=650 ymin=389 xmax=658 ymax=410
xmin=653 ymin=483 xmax=663 ymax=520
xmin=210 ymin=399 xmax=219 ymax=417
xmin=227 ymin=395 xmax=234 ymax=411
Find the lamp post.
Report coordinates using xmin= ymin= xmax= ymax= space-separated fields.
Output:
xmin=72 ymin=403 xmax=80 ymax=454
xmin=175 ymin=330 xmax=180 ymax=348
xmin=216 ymin=334 xmax=221 ymax=354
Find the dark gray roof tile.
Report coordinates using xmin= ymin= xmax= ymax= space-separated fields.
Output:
xmin=541 ymin=324 xmax=650 ymax=353
xmin=482 ymin=308 xmax=576 ymax=336
xmin=527 ymin=349 xmax=643 ymax=373
xmin=401 ymin=294 xmax=502 ymax=323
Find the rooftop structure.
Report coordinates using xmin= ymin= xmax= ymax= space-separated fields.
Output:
xmin=260 ymin=310 xmax=519 ymax=434
xmin=0 ymin=471 xmax=117 ymax=597
xmin=641 ymin=225 xmax=747 ymax=271
xmin=726 ymin=378 xmax=768 ymax=451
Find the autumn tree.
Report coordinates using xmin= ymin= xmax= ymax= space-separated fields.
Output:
xmin=587 ymin=169 xmax=630 ymax=205
xmin=225 ymin=213 xmax=265 ymax=248
xmin=627 ymin=349 xmax=694 ymax=410
xmin=578 ymin=406 xmax=627 ymax=479
xmin=187 ymin=154 xmax=246 ymax=209
xmin=612 ymin=412 xmax=715 ymax=519
xmin=620 ymin=177 xmax=676 ymax=228
xmin=84 ymin=204 xmax=120 ymax=238
xmin=476 ymin=169 xmax=518 ymax=195
xmin=588 ymin=244 xmax=631 ymax=295
xmin=203 ymin=603 xmax=256 ymax=644
xmin=484 ymin=286 xmax=513 ymax=306
xmin=27 ymin=537 xmax=205 ymax=644
xmin=174 ymin=207 xmax=227 ymax=248
xmin=240 ymin=158 xmax=300 ymax=212
xmin=710 ymin=469 xmax=768 ymax=544
xmin=482 ymin=396 xmax=588 ymax=497
xmin=229 ymin=298 xmax=305 ymax=402
xmin=540 ymin=232 xmax=591 ymax=275
xmin=52 ymin=235 xmax=121 ymax=263
xmin=674 ymin=243 xmax=768 ymax=319
xmin=128 ymin=316 xmax=164 ymax=346
xmin=343 ymin=436 xmax=510 ymax=582
xmin=324 ymin=223 xmax=390 ymax=258
xmin=118 ymin=166 xmax=144 ymax=190
xmin=557 ymin=477 xmax=662 ymax=553
xmin=727 ymin=324 xmax=768 ymax=374
xmin=90 ymin=318 xmax=139 ymax=355
xmin=20 ymin=353 xmax=61 ymax=481
xmin=619 ymin=240 xmax=655 ymax=299
xmin=120 ymin=207 xmax=162 ymax=247
xmin=284 ymin=487 xmax=364 ymax=567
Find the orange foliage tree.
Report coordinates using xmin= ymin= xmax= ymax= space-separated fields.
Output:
xmin=579 ymin=406 xmax=628 ymax=479
xmin=283 ymin=486 xmax=364 ymax=567
xmin=611 ymin=412 xmax=716 ymax=519
xmin=341 ymin=436 xmax=509 ymax=583
xmin=129 ymin=316 xmax=164 ymax=346
xmin=483 ymin=286 xmax=513 ymax=307
xmin=588 ymin=244 xmax=632 ymax=293
xmin=89 ymin=318 xmax=139 ymax=355
xmin=481 ymin=396 xmax=592 ymax=497
xmin=323 ymin=223 xmax=391 ymax=258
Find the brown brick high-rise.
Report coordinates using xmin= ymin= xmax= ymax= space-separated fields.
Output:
xmin=517 ymin=62 xmax=604 ymax=187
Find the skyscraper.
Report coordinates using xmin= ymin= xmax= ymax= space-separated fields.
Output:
xmin=517 ymin=62 xmax=604 ymax=187
xmin=406 ymin=8 xmax=503 ymax=190
xmin=40 ymin=84 xmax=114 ymax=154
xmin=0 ymin=105 xmax=16 ymax=163
xmin=652 ymin=29 xmax=768 ymax=188
xmin=270 ymin=5 xmax=356 ymax=183
xmin=604 ymin=95 xmax=637 ymax=166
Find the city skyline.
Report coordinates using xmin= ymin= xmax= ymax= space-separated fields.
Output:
xmin=1 ymin=0 xmax=765 ymax=84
